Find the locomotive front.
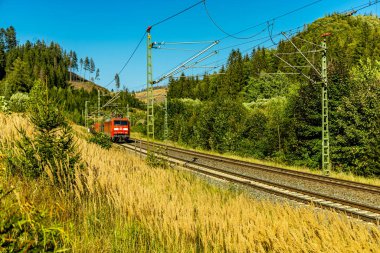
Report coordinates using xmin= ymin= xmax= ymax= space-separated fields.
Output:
xmin=110 ymin=118 xmax=130 ymax=142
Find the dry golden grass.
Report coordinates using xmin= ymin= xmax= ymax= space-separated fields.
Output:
xmin=134 ymin=88 xmax=167 ymax=103
xmin=1 ymin=113 xmax=380 ymax=252
xmin=69 ymin=81 xmax=108 ymax=93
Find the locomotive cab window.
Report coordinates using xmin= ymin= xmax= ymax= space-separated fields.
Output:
xmin=114 ymin=120 xmax=128 ymax=126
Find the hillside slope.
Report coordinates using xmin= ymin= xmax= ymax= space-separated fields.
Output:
xmin=163 ymin=14 xmax=380 ymax=176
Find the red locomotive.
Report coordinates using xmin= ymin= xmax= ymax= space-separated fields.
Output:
xmin=92 ymin=117 xmax=130 ymax=142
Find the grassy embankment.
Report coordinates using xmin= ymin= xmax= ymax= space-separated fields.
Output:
xmin=1 ymin=113 xmax=380 ymax=252
xmin=131 ymin=132 xmax=380 ymax=187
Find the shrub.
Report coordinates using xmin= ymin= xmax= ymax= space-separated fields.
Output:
xmin=0 ymin=96 xmax=9 ymax=113
xmin=9 ymin=92 xmax=29 ymax=112
xmin=146 ymin=149 xmax=169 ymax=169
xmin=88 ymin=132 xmax=112 ymax=150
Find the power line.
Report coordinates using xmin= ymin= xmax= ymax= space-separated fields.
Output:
xmin=105 ymin=0 xmax=205 ymax=89
xmin=197 ymin=0 xmax=380 ymax=77
xmin=151 ymin=0 xmax=205 ymax=28
xmin=203 ymin=0 xmax=324 ymax=40
xmin=104 ymin=31 xmax=146 ymax=88
xmin=131 ymin=0 xmax=379 ymax=91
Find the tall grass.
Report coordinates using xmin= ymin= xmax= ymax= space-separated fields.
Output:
xmin=1 ymin=113 xmax=380 ymax=252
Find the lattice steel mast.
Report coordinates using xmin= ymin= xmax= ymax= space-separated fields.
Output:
xmin=321 ymin=36 xmax=330 ymax=175
xmin=277 ymin=32 xmax=331 ymax=175
xmin=146 ymin=26 xmax=154 ymax=142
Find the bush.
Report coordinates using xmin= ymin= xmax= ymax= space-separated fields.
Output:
xmin=88 ymin=132 xmax=112 ymax=149
xmin=146 ymin=150 xmax=169 ymax=169
xmin=9 ymin=92 xmax=29 ymax=112
xmin=0 ymin=96 xmax=9 ymax=113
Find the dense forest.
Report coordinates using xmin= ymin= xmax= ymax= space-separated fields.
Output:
xmin=0 ymin=26 xmax=144 ymax=124
xmin=155 ymin=14 xmax=380 ymax=176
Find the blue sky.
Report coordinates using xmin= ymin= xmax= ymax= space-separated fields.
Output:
xmin=0 ymin=0 xmax=379 ymax=91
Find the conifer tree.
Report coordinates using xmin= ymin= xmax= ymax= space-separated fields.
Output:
xmin=90 ymin=58 xmax=95 ymax=80
xmin=0 ymin=30 xmax=5 ymax=79
xmin=115 ymin=73 xmax=120 ymax=90
xmin=5 ymin=58 xmax=32 ymax=96
xmin=7 ymin=80 xmax=81 ymax=185
xmin=79 ymin=58 xmax=83 ymax=81
xmin=69 ymin=51 xmax=78 ymax=81
xmin=84 ymin=57 xmax=90 ymax=81
xmin=5 ymin=26 xmax=17 ymax=50
xmin=69 ymin=51 xmax=73 ymax=82
xmin=95 ymin=68 xmax=100 ymax=80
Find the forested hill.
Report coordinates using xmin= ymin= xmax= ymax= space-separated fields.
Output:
xmin=0 ymin=26 xmax=144 ymax=124
xmin=168 ymin=14 xmax=380 ymax=100
xmin=164 ymin=14 xmax=380 ymax=176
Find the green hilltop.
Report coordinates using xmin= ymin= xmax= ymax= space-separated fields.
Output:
xmin=164 ymin=14 xmax=380 ymax=176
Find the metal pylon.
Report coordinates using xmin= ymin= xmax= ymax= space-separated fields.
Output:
xmin=164 ymin=95 xmax=168 ymax=141
xmin=321 ymin=39 xmax=330 ymax=175
xmin=146 ymin=27 xmax=154 ymax=143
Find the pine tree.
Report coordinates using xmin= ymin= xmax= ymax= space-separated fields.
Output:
xmin=0 ymin=29 xmax=5 ymax=79
xmin=70 ymin=51 xmax=78 ymax=81
xmin=84 ymin=57 xmax=90 ymax=81
xmin=90 ymin=58 xmax=95 ymax=80
xmin=79 ymin=58 xmax=83 ymax=82
xmin=69 ymin=51 xmax=73 ymax=82
xmin=5 ymin=58 xmax=33 ymax=96
xmin=95 ymin=68 xmax=100 ymax=80
xmin=7 ymin=80 xmax=81 ymax=185
xmin=115 ymin=73 xmax=120 ymax=90
xmin=5 ymin=26 xmax=17 ymax=50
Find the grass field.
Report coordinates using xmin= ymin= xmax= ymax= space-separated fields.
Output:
xmin=1 ymin=113 xmax=380 ymax=252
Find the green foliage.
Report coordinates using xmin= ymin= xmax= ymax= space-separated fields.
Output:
xmin=0 ymin=186 xmax=69 ymax=252
xmin=88 ymin=132 xmax=112 ymax=150
xmin=9 ymin=92 xmax=29 ymax=112
xmin=146 ymin=151 xmax=169 ymax=169
xmin=333 ymin=59 xmax=380 ymax=176
xmin=243 ymin=74 xmax=291 ymax=101
xmin=3 ymin=58 xmax=33 ymax=97
xmin=4 ymin=40 xmax=69 ymax=89
xmin=0 ymin=96 xmax=9 ymax=113
xmin=115 ymin=73 xmax=120 ymax=90
xmin=5 ymin=81 xmax=81 ymax=185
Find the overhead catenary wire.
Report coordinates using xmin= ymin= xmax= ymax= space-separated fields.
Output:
xmin=104 ymin=31 xmax=146 ymax=88
xmin=126 ymin=0 xmax=379 ymax=92
xmin=154 ymin=41 xmax=219 ymax=84
xmin=150 ymin=0 xmax=205 ymax=28
xmin=155 ymin=41 xmax=215 ymax=45
xmin=103 ymin=0 xmax=206 ymax=109
xmin=154 ymin=47 xmax=200 ymax=52
xmin=104 ymin=0 xmax=205 ymax=89
xmin=203 ymin=0 xmax=324 ymax=40
xmin=195 ymin=0 xmax=380 ymax=78
xmin=141 ymin=0 xmax=323 ymax=89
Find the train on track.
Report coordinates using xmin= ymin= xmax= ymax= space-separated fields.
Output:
xmin=91 ymin=117 xmax=130 ymax=142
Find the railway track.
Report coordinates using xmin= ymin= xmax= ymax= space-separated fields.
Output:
xmin=121 ymin=139 xmax=380 ymax=224
xmin=130 ymin=138 xmax=380 ymax=195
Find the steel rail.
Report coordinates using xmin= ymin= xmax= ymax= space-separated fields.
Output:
xmin=120 ymin=142 xmax=380 ymax=224
xmin=130 ymin=138 xmax=380 ymax=195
